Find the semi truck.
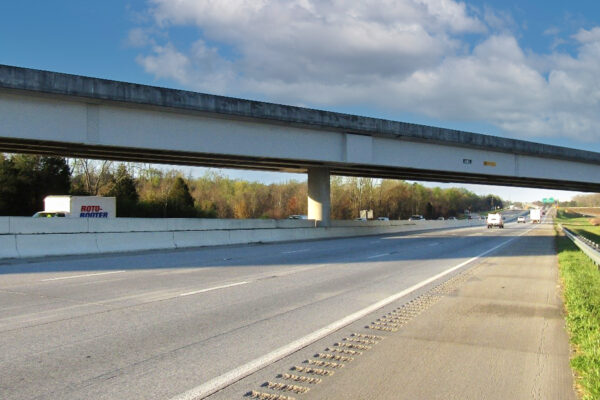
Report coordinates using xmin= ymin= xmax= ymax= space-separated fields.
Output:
xmin=34 ymin=196 xmax=117 ymax=218
xmin=530 ymin=208 xmax=541 ymax=223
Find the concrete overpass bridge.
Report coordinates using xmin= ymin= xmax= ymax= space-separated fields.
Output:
xmin=1 ymin=64 xmax=599 ymax=225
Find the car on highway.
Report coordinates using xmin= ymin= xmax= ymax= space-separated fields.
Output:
xmin=517 ymin=216 xmax=526 ymax=223
xmin=32 ymin=211 xmax=67 ymax=218
xmin=376 ymin=217 xmax=389 ymax=221
xmin=436 ymin=217 xmax=445 ymax=220
xmin=487 ymin=213 xmax=504 ymax=229
xmin=448 ymin=216 xmax=457 ymax=221
xmin=409 ymin=215 xmax=425 ymax=221
xmin=288 ymin=215 xmax=308 ymax=219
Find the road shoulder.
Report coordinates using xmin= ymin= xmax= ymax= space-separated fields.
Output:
xmin=304 ymin=224 xmax=576 ymax=400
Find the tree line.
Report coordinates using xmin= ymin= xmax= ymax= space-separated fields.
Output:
xmin=559 ymin=193 xmax=600 ymax=208
xmin=0 ymin=153 xmax=504 ymax=219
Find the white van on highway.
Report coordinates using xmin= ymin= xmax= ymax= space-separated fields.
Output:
xmin=487 ymin=213 xmax=504 ymax=229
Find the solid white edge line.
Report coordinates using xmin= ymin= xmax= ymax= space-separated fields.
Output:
xmin=40 ymin=270 xmax=126 ymax=281
xmin=179 ymin=281 xmax=249 ymax=297
xmin=169 ymin=227 xmax=534 ymax=400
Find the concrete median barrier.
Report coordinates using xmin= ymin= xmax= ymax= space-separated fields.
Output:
xmin=15 ymin=233 xmax=99 ymax=258
xmin=88 ymin=218 xmax=168 ymax=233
xmin=95 ymin=231 xmax=176 ymax=253
xmin=0 ymin=217 xmax=9 ymax=234
xmin=0 ymin=217 xmax=483 ymax=260
xmin=275 ymin=219 xmax=315 ymax=229
xmin=173 ymin=230 xmax=232 ymax=248
xmin=0 ymin=235 xmax=19 ymax=258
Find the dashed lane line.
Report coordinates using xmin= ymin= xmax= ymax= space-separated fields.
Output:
xmin=281 ymin=249 xmax=311 ymax=254
xmin=179 ymin=281 xmax=249 ymax=297
xmin=366 ymin=253 xmax=389 ymax=259
xmin=40 ymin=270 xmax=126 ymax=282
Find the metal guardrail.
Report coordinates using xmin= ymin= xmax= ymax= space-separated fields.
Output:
xmin=559 ymin=223 xmax=600 ymax=266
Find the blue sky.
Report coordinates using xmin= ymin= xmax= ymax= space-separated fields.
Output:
xmin=2 ymin=0 xmax=600 ymax=202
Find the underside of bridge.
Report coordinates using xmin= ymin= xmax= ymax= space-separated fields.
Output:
xmin=0 ymin=137 xmax=596 ymax=192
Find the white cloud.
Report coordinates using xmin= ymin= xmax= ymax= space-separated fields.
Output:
xmin=543 ymin=26 xmax=560 ymax=36
xmin=137 ymin=40 xmax=236 ymax=93
xmin=145 ymin=0 xmax=483 ymax=87
xmin=126 ymin=28 xmax=155 ymax=48
xmin=573 ymin=27 xmax=600 ymax=43
xmin=133 ymin=0 xmax=600 ymax=144
xmin=480 ymin=6 xmax=515 ymax=33
xmin=136 ymin=43 xmax=191 ymax=84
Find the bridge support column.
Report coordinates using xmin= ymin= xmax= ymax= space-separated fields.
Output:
xmin=308 ymin=167 xmax=331 ymax=227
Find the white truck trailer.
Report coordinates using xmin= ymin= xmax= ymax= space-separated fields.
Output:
xmin=43 ymin=196 xmax=116 ymax=218
xmin=530 ymin=208 xmax=541 ymax=223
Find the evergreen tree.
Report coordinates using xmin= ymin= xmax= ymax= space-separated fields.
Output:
xmin=40 ymin=156 xmax=71 ymax=197
xmin=8 ymin=154 xmax=70 ymax=215
xmin=0 ymin=155 xmax=19 ymax=215
xmin=166 ymin=177 xmax=195 ymax=217
xmin=108 ymin=165 xmax=139 ymax=217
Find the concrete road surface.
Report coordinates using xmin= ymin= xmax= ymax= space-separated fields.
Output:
xmin=0 ymin=216 xmax=575 ymax=399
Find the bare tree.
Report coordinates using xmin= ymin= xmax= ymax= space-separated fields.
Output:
xmin=70 ymin=159 xmax=114 ymax=195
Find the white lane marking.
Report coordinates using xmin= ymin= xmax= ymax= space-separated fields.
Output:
xmin=367 ymin=253 xmax=389 ymax=259
xmin=179 ymin=281 xmax=249 ymax=297
xmin=155 ymin=268 xmax=215 ymax=276
xmin=169 ymin=228 xmax=532 ymax=400
xmin=369 ymin=240 xmax=381 ymax=244
xmin=40 ymin=271 xmax=126 ymax=282
xmin=281 ymin=248 xmax=310 ymax=254
xmin=269 ymin=264 xmax=329 ymax=278
xmin=428 ymin=242 xmax=440 ymax=247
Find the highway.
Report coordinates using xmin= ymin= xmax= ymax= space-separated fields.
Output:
xmin=0 ymin=212 xmax=549 ymax=400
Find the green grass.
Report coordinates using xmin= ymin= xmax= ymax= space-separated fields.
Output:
xmin=556 ymin=216 xmax=600 ymax=399
xmin=556 ymin=210 xmax=600 ymax=245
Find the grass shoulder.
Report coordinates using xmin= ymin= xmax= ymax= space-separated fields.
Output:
xmin=556 ymin=210 xmax=600 ymax=245
xmin=556 ymin=220 xmax=600 ymax=399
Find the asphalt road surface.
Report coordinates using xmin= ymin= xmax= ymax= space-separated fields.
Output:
xmin=2 ymin=212 xmax=564 ymax=400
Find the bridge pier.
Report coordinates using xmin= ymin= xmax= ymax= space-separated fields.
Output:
xmin=307 ymin=167 xmax=331 ymax=227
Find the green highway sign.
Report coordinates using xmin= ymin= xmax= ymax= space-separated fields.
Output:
xmin=542 ymin=198 xmax=555 ymax=204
